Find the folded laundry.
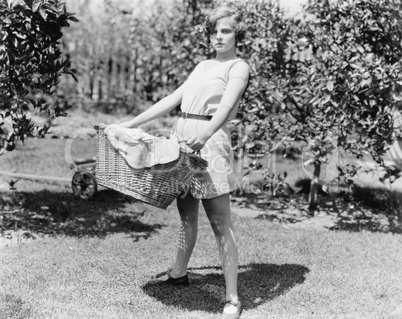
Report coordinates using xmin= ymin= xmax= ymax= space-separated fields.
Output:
xmin=104 ymin=124 xmax=180 ymax=169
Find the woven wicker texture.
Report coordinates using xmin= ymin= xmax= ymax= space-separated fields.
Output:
xmin=95 ymin=124 xmax=208 ymax=209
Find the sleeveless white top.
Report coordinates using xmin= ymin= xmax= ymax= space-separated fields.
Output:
xmin=180 ymin=58 xmax=243 ymax=120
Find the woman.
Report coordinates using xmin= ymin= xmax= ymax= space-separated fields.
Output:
xmin=119 ymin=7 xmax=249 ymax=319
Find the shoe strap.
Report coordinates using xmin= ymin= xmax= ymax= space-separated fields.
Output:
xmin=166 ymin=268 xmax=186 ymax=279
xmin=166 ymin=269 xmax=173 ymax=279
xmin=225 ymin=300 xmax=239 ymax=307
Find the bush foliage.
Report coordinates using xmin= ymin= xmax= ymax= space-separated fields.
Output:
xmin=273 ymin=0 xmax=402 ymax=207
xmin=0 ymin=0 xmax=77 ymax=153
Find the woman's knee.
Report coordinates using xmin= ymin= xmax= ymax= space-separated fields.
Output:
xmin=209 ymin=215 xmax=233 ymax=237
xmin=177 ymin=194 xmax=200 ymax=223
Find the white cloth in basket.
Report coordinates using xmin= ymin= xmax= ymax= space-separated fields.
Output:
xmin=104 ymin=124 xmax=180 ymax=169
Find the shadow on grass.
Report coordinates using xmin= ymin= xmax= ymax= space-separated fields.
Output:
xmin=0 ymin=294 xmax=32 ymax=319
xmin=236 ymin=177 xmax=402 ymax=234
xmin=332 ymin=184 xmax=402 ymax=233
xmin=142 ymin=263 xmax=309 ymax=313
xmin=0 ymin=189 xmax=164 ymax=240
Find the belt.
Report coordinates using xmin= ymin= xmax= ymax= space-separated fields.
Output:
xmin=180 ymin=112 xmax=212 ymax=121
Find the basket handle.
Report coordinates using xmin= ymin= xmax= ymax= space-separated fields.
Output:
xmin=176 ymin=138 xmax=205 ymax=167
xmin=94 ymin=123 xmax=108 ymax=131
xmin=176 ymin=138 xmax=201 ymax=156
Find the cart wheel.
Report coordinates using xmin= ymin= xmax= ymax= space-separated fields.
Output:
xmin=72 ymin=171 xmax=97 ymax=200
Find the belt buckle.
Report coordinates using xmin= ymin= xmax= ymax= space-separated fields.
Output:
xmin=183 ymin=112 xmax=188 ymax=120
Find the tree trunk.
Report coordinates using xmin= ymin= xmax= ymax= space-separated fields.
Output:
xmin=127 ymin=16 xmax=138 ymax=95
xmin=89 ymin=71 xmax=94 ymax=100
xmin=308 ymin=162 xmax=321 ymax=211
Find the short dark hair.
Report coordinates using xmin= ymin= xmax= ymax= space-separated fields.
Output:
xmin=204 ymin=6 xmax=246 ymax=43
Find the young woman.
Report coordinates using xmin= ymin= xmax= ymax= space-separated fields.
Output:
xmin=118 ymin=7 xmax=249 ymax=319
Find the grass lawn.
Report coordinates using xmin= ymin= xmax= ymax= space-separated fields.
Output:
xmin=1 ymin=205 xmax=402 ymax=319
xmin=1 ymin=110 xmax=402 ymax=318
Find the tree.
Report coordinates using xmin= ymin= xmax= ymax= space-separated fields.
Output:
xmin=0 ymin=0 xmax=77 ymax=153
xmin=229 ymin=0 xmax=291 ymax=158
xmin=278 ymin=0 xmax=402 ymax=209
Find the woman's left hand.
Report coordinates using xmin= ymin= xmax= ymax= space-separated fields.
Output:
xmin=185 ymin=135 xmax=207 ymax=151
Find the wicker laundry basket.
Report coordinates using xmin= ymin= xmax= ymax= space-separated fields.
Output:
xmin=94 ymin=124 xmax=208 ymax=209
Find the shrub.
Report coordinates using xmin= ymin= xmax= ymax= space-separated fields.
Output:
xmin=0 ymin=0 xmax=77 ymax=153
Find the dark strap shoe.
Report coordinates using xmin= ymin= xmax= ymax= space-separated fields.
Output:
xmin=148 ymin=269 xmax=189 ymax=286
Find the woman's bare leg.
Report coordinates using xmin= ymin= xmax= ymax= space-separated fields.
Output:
xmin=169 ymin=192 xmax=200 ymax=277
xmin=202 ymin=194 xmax=239 ymax=303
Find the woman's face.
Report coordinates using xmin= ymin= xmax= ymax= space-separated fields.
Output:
xmin=209 ymin=18 xmax=236 ymax=54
